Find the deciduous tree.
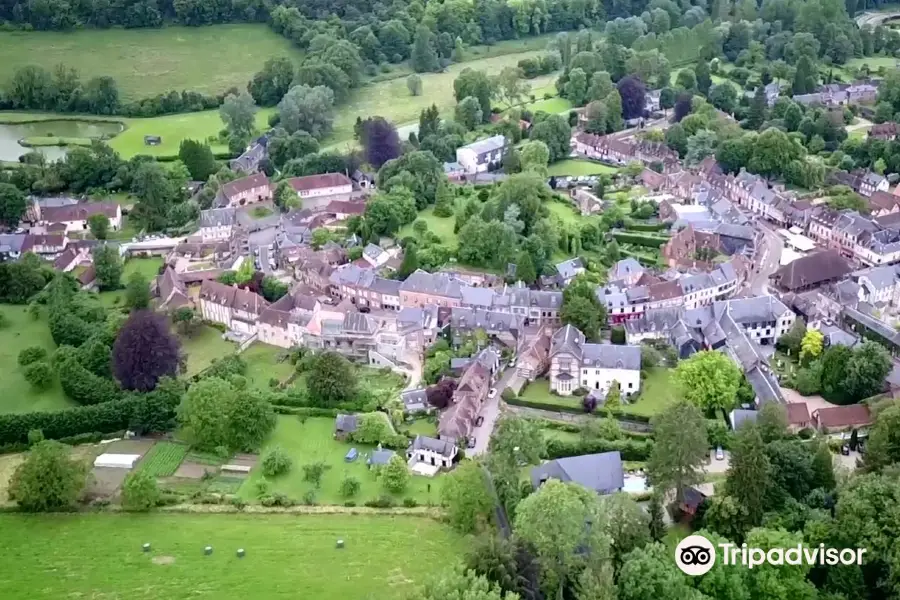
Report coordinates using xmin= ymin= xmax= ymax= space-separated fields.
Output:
xmin=177 ymin=139 xmax=217 ymax=181
xmin=92 ymin=244 xmax=123 ymax=291
xmin=121 ymin=470 xmax=159 ymax=511
xmin=442 ymin=460 xmax=494 ymax=534
xmin=219 ymin=90 xmax=257 ymax=138
xmin=87 ymin=213 xmax=109 ymax=240
xmin=9 ymin=440 xmax=88 ymax=512
xmin=725 ymin=423 xmax=771 ymax=528
xmin=0 ymin=182 xmax=26 ymax=228
xmin=112 ymin=310 xmax=181 ymax=392
xmin=278 ymin=85 xmax=335 ymax=138
xmin=380 ymin=454 xmax=410 ymax=493
xmin=306 ymin=351 xmax=358 ymax=407
xmin=360 ymin=117 xmax=401 ymax=168
xmin=673 ymin=350 xmax=741 ymax=413
xmin=124 ymin=272 xmax=150 ymax=311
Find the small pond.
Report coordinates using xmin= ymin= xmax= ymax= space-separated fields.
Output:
xmin=0 ymin=119 xmax=124 ymax=162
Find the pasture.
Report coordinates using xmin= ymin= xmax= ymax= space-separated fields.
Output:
xmin=0 ymin=305 xmax=73 ymax=414
xmin=0 ymin=513 xmax=462 ymax=600
xmin=0 ymin=25 xmax=302 ymax=102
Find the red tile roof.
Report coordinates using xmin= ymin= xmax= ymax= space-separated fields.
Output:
xmin=785 ymin=402 xmax=811 ymax=426
xmin=325 ymin=200 xmax=365 ymax=216
xmin=41 ymin=202 xmax=118 ymax=224
xmin=814 ymin=404 xmax=872 ymax=429
xmin=287 ymin=173 xmax=352 ymax=192
xmin=221 ymin=173 xmax=270 ymax=200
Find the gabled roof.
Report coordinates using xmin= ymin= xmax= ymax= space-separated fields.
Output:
xmin=410 ymin=435 xmax=456 ymax=457
xmin=530 ymin=451 xmax=624 ymax=494
xmin=221 ymin=173 xmax=270 ymax=199
xmin=41 ymin=202 xmax=118 ymax=224
xmin=814 ymin=404 xmax=872 ymax=429
xmin=335 ymin=414 xmax=359 ymax=432
xmin=550 ymin=324 xmax=586 ymax=359
xmin=286 ymin=173 xmax=352 ymax=192
xmin=771 ymin=250 xmax=853 ymax=291
xmin=461 ymin=135 xmax=507 ymax=156
xmin=199 ymin=208 xmax=236 ymax=228
xmin=786 ymin=402 xmax=811 ymax=425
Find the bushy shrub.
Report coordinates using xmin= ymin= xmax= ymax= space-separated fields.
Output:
xmin=23 ymin=361 xmax=53 ymax=390
xmin=364 ymin=495 xmax=395 ymax=508
xmin=340 ymin=475 xmax=361 ymax=498
xmin=402 ymin=497 xmax=418 ymax=507
xmin=261 ymin=447 xmax=293 ymax=477
xmin=18 ymin=346 xmax=48 ymax=367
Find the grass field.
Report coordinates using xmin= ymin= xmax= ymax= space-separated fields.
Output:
xmin=181 ymin=326 xmax=238 ymax=376
xmin=239 ymin=417 xmax=444 ymax=506
xmin=242 ymin=343 xmax=294 ymax=390
xmin=0 ymin=305 xmax=73 ymax=414
xmin=138 ymin=442 xmax=189 ymax=477
xmin=625 ymin=368 xmax=677 ymax=417
xmin=0 ymin=513 xmax=462 ymax=599
xmin=546 ymin=199 xmax=593 ymax=226
xmin=96 ymin=256 xmax=165 ymax=307
xmin=547 ymin=159 xmax=619 ymax=176
xmin=398 ymin=207 xmax=459 ymax=250
xmin=0 ymin=25 xmax=302 ymax=102
xmin=328 ymin=50 xmax=550 ymax=145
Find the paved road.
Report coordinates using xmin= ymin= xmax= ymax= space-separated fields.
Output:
xmin=856 ymin=10 xmax=900 ymax=27
xmin=745 ymin=221 xmax=784 ymax=296
xmin=468 ymin=365 xmax=518 ymax=456
xmin=258 ymin=245 xmax=272 ymax=274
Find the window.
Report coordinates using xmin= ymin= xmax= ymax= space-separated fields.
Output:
xmin=628 ymin=382 xmax=633 ymax=389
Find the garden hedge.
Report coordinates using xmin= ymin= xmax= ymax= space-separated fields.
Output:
xmin=535 ymin=418 xmax=652 ymax=439
xmin=624 ymin=221 xmax=670 ymax=233
xmin=612 ymin=232 xmax=669 ymax=248
xmin=0 ymin=396 xmax=173 ymax=446
xmin=505 ymin=397 xmax=652 ymax=423
xmin=545 ymin=437 xmax=654 ymax=461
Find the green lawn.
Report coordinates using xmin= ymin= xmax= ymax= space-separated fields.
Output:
xmin=327 ymin=50 xmax=551 ymax=145
xmin=843 ymin=56 xmax=899 ymax=71
xmin=407 ymin=418 xmax=439 ymax=438
xmin=0 ymin=305 xmax=74 ymax=414
xmin=519 ymin=368 xmax=677 ymax=418
xmin=525 ymin=96 xmax=573 ymax=114
xmin=181 ymin=326 xmax=238 ymax=376
xmin=625 ymin=368 xmax=678 ymax=417
xmin=96 ymin=257 xmax=164 ymax=307
xmin=242 ymin=343 xmax=294 ymax=390
xmin=546 ymin=199 xmax=593 ymax=226
xmin=108 ymin=108 xmax=274 ymax=158
xmin=0 ymin=25 xmax=302 ymax=101
xmin=547 ymin=159 xmax=619 ymax=177
xmin=399 ymin=207 xmax=459 ymax=250
xmin=0 ymin=513 xmax=462 ymax=600
xmin=239 ymin=417 xmax=444 ymax=506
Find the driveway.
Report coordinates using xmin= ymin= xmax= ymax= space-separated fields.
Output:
xmin=258 ymin=245 xmax=272 ymax=274
xmin=780 ymin=387 xmax=838 ymax=412
xmin=706 ymin=450 xmax=730 ymax=475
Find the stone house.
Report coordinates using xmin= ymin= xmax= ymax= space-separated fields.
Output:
xmin=198 ymin=280 xmax=269 ymax=335
xmin=548 ymin=325 xmax=642 ymax=397
xmin=215 ymin=173 xmax=272 ymax=208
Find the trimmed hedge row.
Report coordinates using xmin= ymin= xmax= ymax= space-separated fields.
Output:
xmin=624 ymin=221 xmax=670 ymax=232
xmin=545 ymin=437 xmax=654 ymax=461
xmin=272 ymin=406 xmax=340 ymax=417
xmin=612 ymin=232 xmax=669 ymax=248
xmin=536 ymin=418 xmax=652 ymax=439
xmin=0 ymin=396 xmax=173 ymax=446
xmin=506 ymin=397 xmax=652 ymax=423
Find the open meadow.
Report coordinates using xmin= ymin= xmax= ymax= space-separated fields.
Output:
xmin=0 ymin=305 xmax=74 ymax=414
xmin=0 ymin=25 xmax=302 ymax=101
xmin=0 ymin=513 xmax=463 ymax=600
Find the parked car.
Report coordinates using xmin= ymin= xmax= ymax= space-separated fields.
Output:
xmin=715 ymin=446 xmax=724 ymax=461
xmin=841 ymin=444 xmax=851 ymax=456
xmin=475 ymin=416 xmax=484 ymax=427
xmin=467 ymin=437 xmax=476 ymax=449
xmin=488 ymin=388 xmax=497 ymax=399
xmin=509 ymin=357 xmax=518 ymax=368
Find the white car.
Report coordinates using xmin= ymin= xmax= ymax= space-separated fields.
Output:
xmin=715 ymin=446 xmax=725 ymax=461
xmin=488 ymin=388 xmax=498 ymax=399
xmin=509 ymin=358 xmax=518 ymax=368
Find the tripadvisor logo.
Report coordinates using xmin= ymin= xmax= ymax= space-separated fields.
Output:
xmin=675 ymin=534 xmax=866 ymax=576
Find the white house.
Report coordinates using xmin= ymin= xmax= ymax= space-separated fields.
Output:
xmin=287 ymin=173 xmax=353 ymax=210
xmin=456 ymin=135 xmax=507 ymax=174
xmin=548 ymin=325 xmax=642 ymax=397
xmin=198 ymin=280 xmax=269 ymax=335
xmin=38 ymin=202 xmax=122 ymax=233
xmin=363 ymin=243 xmax=391 ymax=268
xmin=406 ymin=435 xmax=458 ymax=469
xmin=198 ymin=208 xmax=236 ymax=242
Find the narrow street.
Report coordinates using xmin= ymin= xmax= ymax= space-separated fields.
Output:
xmin=468 ymin=364 xmax=518 ymax=456
xmin=745 ymin=221 xmax=784 ymax=296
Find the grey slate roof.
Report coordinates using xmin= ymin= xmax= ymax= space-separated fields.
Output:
xmin=462 ymin=134 xmax=507 ymax=156
xmin=410 ymin=435 xmax=456 ymax=457
xmin=612 ymin=258 xmax=645 ymax=280
xmin=400 ymin=389 xmax=429 ymax=413
xmin=460 ymin=286 xmax=495 ymax=308
xmin=729 ymin=409 xmax=758 ymax=430
xmin=726 ymin=295 xmax=792 ymax=324
xmin=199 ymin=208 xmax=236 ymax=228
xmin=368 ymin=449 xmax=396 ymax=466
xmin=335 ymin=414 xmax=359 ymax=433
xmin=0 ymin=234 xmax=26 ymax=253
xmin=400 ymin=270 xmax=463 ymax=298
xmin=556 ymin=257 xmax=584 ymax=280
xmin=550 ymin=324 xmax=586 ymax=359
xmin=581 ymin=343 xmax=642 ymax=370
xmin=530 ymin=451 xmax=625 ymax=495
